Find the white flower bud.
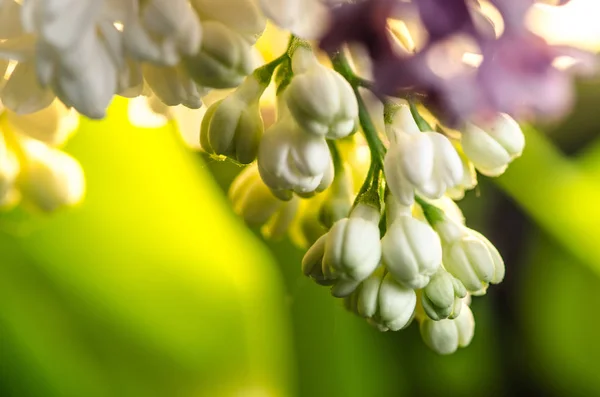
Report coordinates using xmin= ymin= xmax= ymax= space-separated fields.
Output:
xmin=284 ymin=47 xmax=358 ymax=139
xmin=384 ymin=104 xmax=463 ymax=205
xmin=353 ymin=269 xmax=417 ymax=332
xmin=143 ymin=64 xmax=206 ymax=109
xmin=381 ymin=197 xmax=442 ymax=289
xmin=201 ymin=76 xmax=266 ymax=164
xmin=258 ymin=116 xmax=332 ymax=197
xmin=301 ymin=233 xmax=332 ymax=286
xmin=421 ymin=268 xmax=467 ymax=321
xmin=47 ymin=23 xmax=122 ymax=119
xmin=434 ymin=214 xmax=505 ymax=295
xmin=258 ymin=0 xmax=329 ymax=40
xmin=18 ymin=139 xmax=85 ymax=212
xmin=419 ymin=300 xmax=475 ymax=355
xmin=183 ymin=21 xmax=255 ymax=89
xmin=190 ymin=0 xmax=266 ymax=43
xmin=322 ymin=203 xmax=382 ymax=297
xmin=461 ymin=113 xmax=525 ymax=177
xmin=229 ymin=164 xmax=299 ymax=239
xmin=123 ymin=0 xmax=202 ymax=65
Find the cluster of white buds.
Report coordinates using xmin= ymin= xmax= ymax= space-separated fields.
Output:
xmin=210 ymin=31 xmax=526 ymax=352
xmin=0 ymin=0 xmax=529 ymax=354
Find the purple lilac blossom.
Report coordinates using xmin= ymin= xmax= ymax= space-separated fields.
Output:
xmin=319 ymin=0 xmax=594 ymax=124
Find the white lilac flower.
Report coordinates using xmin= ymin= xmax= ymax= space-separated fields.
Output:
xmin=229 ymin=163 xmax=300 ymax=239
xmin=384 ymin=104 xmax=463 ymax=206
xmin=434 ymin=212 xmax=505 ymax=295
xmin=183 ymin=21 xmax=256 ymax=89
xmin=142 ymin=64 xmax=207 ymax=109
xmin=16 ymin=1 xmax=124 ymax=118
xmin=284 ymin=46 xmax=358 ymax=139
xmin=258 ymin=0 xmax=330 ymax=40
xmin=303 ymin=203 xmax=382 ymax=297
xmin=257 ymin=115 xmax=333 ymax=199
xmin=190 ymin=0 xmax=267 ymax=44
xmin=347 ymin=268 xmax=417 ymax=332
xmin=421 ymin=268 xmax=467 ymax=321
xmin=322 ymin=203 xmax=382 ymax=297
xmin=461 ymin=113 xmax=525 ymax=177
xmin=381 ymin=196 xmax=442 ymax=289
xmin=200 ymin=75 xmax=266 ymax=164
xmin=122 ymin=0 xmax=202 ymax=66
xmin=419 ymin=300 xmax=475 ymax=355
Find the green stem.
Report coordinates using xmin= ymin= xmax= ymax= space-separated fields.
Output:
xmin=253 ymin=53 xmax=289 ymax=85
xmin=355 ymin=163 xmax=382 ymax=210
xmin=327 ymin=140 xmax=343 ymax=176
xmin=330 ymin=51 xmax=389 ymax=211
xmin=409 ymin=99 xmax=434 ymax=132
xmin=330 ymin=51 xmax=386 ymax=168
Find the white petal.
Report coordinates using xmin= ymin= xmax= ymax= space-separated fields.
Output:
xmin=36 ymin=0 xmax=102 ymax=50
xmin=258 ymin=0 xmax=329 ymax=39
xmin=191 ymin=0 xmax=266 ymax=43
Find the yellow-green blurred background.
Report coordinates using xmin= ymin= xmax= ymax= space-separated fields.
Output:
xmin=3 ymin=77 xmax=600 ymax=397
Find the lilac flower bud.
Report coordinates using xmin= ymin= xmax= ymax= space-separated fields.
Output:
xmin=384 ymin=104 xmax=463 ymax=205
xmin=420 ymin=300 xmax=475 ymax=355
xmin=303 ymin=203 xmax=382 ymax=297
xmin=143 ymin=64 xmax=206 ymax=109
xmin=183 ymin=21 xmax=255 ymax=89
xmin=322 ymin=203 xmax=382 ymax=297
xmin=259 ymin=0 xmax=329 ymax=39
xmin=434 ymin=214 xmax=505 ymax=295
xmin=381 ymin=197 xmax=442 ymax=289
xmin=191 ymin=0 xmax=266 ymax=43
xmin=201 ymin=75 xmax=266 ymax=164
xmin=258 ymin=116 xmax=333 ymax=198
xmin=350 ymin=268 xmax=417 ymax=332
xmin=123 ymin=0 xmax=202 ymax=66
xmin=461 ymin=113 xmax=525 ymax=177
xmin=285 ymin=47 xmax=358 ymax=139
xmin=421 ymin=268 xmax=467 ymax=321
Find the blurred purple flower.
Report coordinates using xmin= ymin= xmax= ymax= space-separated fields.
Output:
xmin=320 ymin=0 xmax=396 ymax=62
xmin=416 ymin=0 xmax=474 ymax=42
xmin=319 ymin=0 xmax=596 ymax=124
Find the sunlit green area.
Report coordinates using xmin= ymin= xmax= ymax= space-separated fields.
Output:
xmin=2 ymin=83 xmax=600 ymax=397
